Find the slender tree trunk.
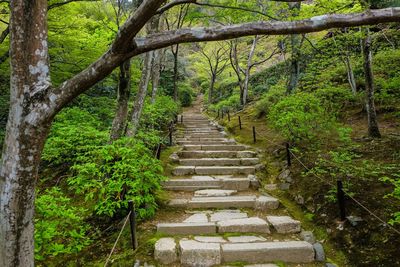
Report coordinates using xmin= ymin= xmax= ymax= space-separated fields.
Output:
xmin=344 ymin=53 xmax=357 ymax=94
xmin=151 ymin=48 xmax=162 ymax=103
xmin=1 ymin=0 xmax=51 ymax=266
xmin=229 ymin=40 xmax=244 ymax=105
xmin=110 ymin=60 xmax=131 ymax=141
xmin=172 ymin=44 xmax=179 ymax=101
xmin=126 ymin=51 xmax=153 ymax=137
xmin=243 ymin=36 xmax=258 ymax=106
xmin=209 ymin=73 xmax=216 ymax=103
xmin=287 ymin=2 xmax=301 ymax=95
xmin=362 ymin=28 xmax=381 ymax=138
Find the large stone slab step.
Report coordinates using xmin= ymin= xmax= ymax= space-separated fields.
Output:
xmin=179 ymin=158 xmax=259 ymax=166
xmin=217 ymin=217 xmax=270 ymax=233
xmin=172 ymin=166 xmax=256 ymax=176
xmin=177 ymin=140 xmax=236 ymax=145
xmin=168 ymin=195 xmax=279 ymax=210
xmin=163 ymin=177 xmax=250 ymax=191
xmin=183 ymin=145 xmax=247 ymax=151
xmin=222 ymin=241 xmax=315 ymax=263
xmin=157 ymin=222 xmax=216 ymax=235
xmin=177 ymin=138 xmax=231 ymax=142
xmin=178 ymin=150 xmax=257 ymax=159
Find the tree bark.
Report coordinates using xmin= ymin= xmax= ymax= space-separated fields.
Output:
xmin=344 ymin=53 xmax=357 ymax=94
xmin=287 ymin=2 xmax=301 ymax=94
xmin=172 ymin=45 xmax=179 ymax=101
xmin=110 ymin=60 xmax=131 ymax=141
xmin=362 ymin=28 xmax=381 ymax=138
xmin=209 ymin=73 xmax=216 ymax=103
xmin=243 ymin=36 xmax=258 ymax=105
xmin=151 ymin=48 xmax=162 ymax=103
xmin=126 ymin=51 xmax=153 ymax=137
xmin=0 ymin=0 xmax=51 ymax=266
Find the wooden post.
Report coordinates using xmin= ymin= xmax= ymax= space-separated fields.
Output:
xmin=156 ymin=144 xmax=161 ymax=160
xmin=227 ymin=111 xmax=230 ymax=121
xmin=221 ymin=110 xmax=224 ymax=119
xmin=337 ymin=180 xmax=346 ymax=221
xmin=238 ymin=116 xmax=242 ymax=130
xmin=128 ymin=200 xmax=138 ymax=251
xmin=217 ymin=110 xmax=220 ymax=119
xmin=286 ymin=142 xmax=291 ymax=167
xmin=169 ymin=130 xmax=172 ymax=146
xmin=181 ymin=115 xmax=183 ymax=124
xmin=252 ymin=126 xmax=256 ymax=143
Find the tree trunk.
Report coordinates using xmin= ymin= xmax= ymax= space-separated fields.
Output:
xmin=344 ymin=53 xmax=357 ymax=94
xmin=151 ymin=48 xmax=162 ymax=103
xmin=126 ymin=51 xmax=153 ymax=137
xmin=286 ymin=3 xmax=301 ymax=95
xmin=1 ymin=0 xmax=51 ymax=265
xmin=362 ymin=28 xmax=381 ymax=138
xmin=110 ymin=60 xmax=131 ymax=141
xmin=243 ymin=36 xmax=258 ymax=106
xmin=209 ymin=73 xmax=216 ymax=103
xmin=172 ymin=44 xmax=179 ymax=101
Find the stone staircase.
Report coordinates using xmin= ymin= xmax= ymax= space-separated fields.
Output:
xmin=153 ymin=104 xmax=320 ymax=266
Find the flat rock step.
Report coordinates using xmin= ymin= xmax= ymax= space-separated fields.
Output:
xmin=169 ymin=195 xmax=279 ymax=210
xmin=177 ymin=141 xmax=236 ymax=145
xmin=172 ymin=166 xmax=255 ymax=176
xmin=163 ymin=176 xmax=250 ymax=191
xmin=177 ymin=138 xmax=231 ymax=142
xmin=179 ymin=158 xmax=259 ymax=166
xmin=178 ymin=150 xmax=257 ymax=159
xmin=194 ymin=189 xmax=237 ymax=197
xmin=155 ymin=238 xmax=314 ymax=266
xmin=183 ymin=145 xmax=247 ymax=151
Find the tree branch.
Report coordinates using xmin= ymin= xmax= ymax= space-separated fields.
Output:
xmin=48 ymin=0 xmax=99 ymax=10
xmin=134 ymin=8 xmax=400 ymax=54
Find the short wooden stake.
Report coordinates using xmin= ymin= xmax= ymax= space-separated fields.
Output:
xmin=156 ymin=144 xmax=161 ymax=160
xmin=252 ymin=126 xmax=256 ymax=143
xmin=227 ymin=111 xmax=230 ymax=121
xmin=169 ymin=130 xmax=172 ymax=146
xmin=286 ymin=142 xmax=291 ymax=167
xmin=238 ymin=116 xmax=242 ymax=130
xmin=217 ymin=110 xmax=220 ymax=119
xmin=128 ymin=201 xmax=138 ymax=251
xmin=337 ymin=180 xmax=346 ymax=221
xmin=221 ymin=110 xmax=224 ymax=119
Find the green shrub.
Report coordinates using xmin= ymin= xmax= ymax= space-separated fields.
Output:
xmin=380 ymin=171 xmax=400 ymax=225
xmin=140 ymin=95 xmax=179 ymax=131
xmin=314 ymin=86 xmax=356 ymax=114
xmin=179 ymin=84 xmax=194 ymax=107
xmin=214 ymin=93 xmax=242 ymax=112
xmin=254 ymin=84 xmax=286 ymax=118
xmin=42 ymin=107 xmax=108 ymax=167
xmin=268 ymin=92 xmax=334 ymax=143
xmin=35 ymin=187 xmax=91 ymax=261
xmin=69 ymin=137 xmax=166 ymax=218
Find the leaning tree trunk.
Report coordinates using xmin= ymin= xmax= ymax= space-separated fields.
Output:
xmin=344 ymin=53 xmax=357 ymax=94
xmin=1 ymin=0 xmax=52 ymax=266
xmin=126 ymin=51 xmax=153 ymax=137
xmin=110 ymin=60 xmax=131 ymax=141
xmin=243 ymin=36 xmax=258 ymax=106
xmin=362 ymin=28 xmax=381 ymax=138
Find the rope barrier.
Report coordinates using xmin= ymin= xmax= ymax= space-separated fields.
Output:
xmin=104 ymin=211 xmax=132 ymax=267
xmin=215 ymin=114 xmax=400 ymax=236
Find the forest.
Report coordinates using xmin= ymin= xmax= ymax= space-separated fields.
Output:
xmin=0 ymin=0 xmax=400 ymax=266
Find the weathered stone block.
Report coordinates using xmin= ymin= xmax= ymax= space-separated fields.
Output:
xmin=157 ymin=222 xmax=216 ymax=235
xmin=266 ymin=216 xmax=301 ymax=234
xmin=255 ymin=195 xmax=279 ymax=210
xmin=154 ymin=238 xmax=178 ymax=264
xmin=210 ymin=211 xmax=248 ymax=222
xmin=217 ymin=217 xmax=270 ymax=233
xmin=180 ymin=240 xmax=221 ymax=266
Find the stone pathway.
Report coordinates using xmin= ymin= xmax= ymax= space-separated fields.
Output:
xmin=153 ymin=99 xmax=321 ymax=266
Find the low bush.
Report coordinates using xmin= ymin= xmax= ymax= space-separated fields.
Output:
xmin=254 ymin=83 xmax=286 ymax=118
xmin=268 ymin=92 xmax=336 ymax=143
xmin=35 ymin=187 xmax=91 ymax=261
xmin=314 ymin=86 xmax=356 ymax=115
xmin=179 ymin=84 xmax=194 ymax=107
xmin=140 ymin=95 xmax=180 ymax=131
xmin=69 ymin=137 xmax=166 ymax=219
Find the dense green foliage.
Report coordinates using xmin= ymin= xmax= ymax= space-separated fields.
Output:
xmin=34 ymin=188 xmax=91 ymax=261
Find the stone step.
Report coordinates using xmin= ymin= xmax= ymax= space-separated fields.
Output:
xmin=266 ymin=216 xmax=301 ymax=234
xmin=154 ymin=238 xmax=314 ymax=266
xmin=183 ymin=145 xmax=247 ymax=151
xmin=163 ymin=177 xmax=250 ymax=191
xmin=177 ymin=138 xmax=231 ymax=142
xmin=177 ymin=140 xmax=236 ymax=145
xmin=185 ymin=133 xmax=225 ymax=137
xmin=221 ymin=241 xmax=315 ymax=263
xmin=194 ymin=189 xmax=237 ymax=197
xmin=157 ymin=222 xmax=217 ymax=235
xmin=179 ymin=158 xmax=259 ymax=166
xmin=172 ymin=166 xmax=256 ymax=176
xmin=168 ymin=195 xmax=279 ymax=210
xmin=178 ymin=150 xmax=257 ymax=159
xmin=217 ymin=217 xmax=270 ymax=234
